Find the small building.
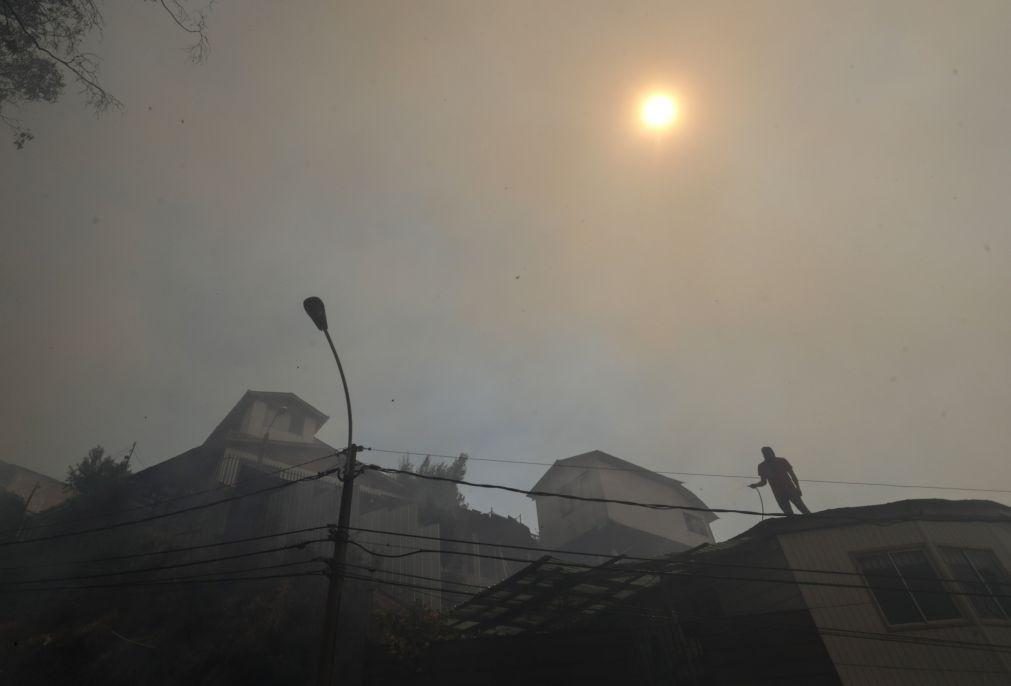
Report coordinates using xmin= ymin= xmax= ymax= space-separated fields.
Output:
xmin=530 ymin=450 xmax=716 ymax=559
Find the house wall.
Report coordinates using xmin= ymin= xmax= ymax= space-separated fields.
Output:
xmin=535 ymin=461 xmax=714 ymax=551
xmin=663 ymin=548 xmax=841 ymax=686
xmin=534 ymin=469 xmax=608 ymax=548
xmin=598 ymin=469 xmax=714 ymax=547
xmin=240 ymin=400 xmax=317 ymax=443
xmin=778 ymin=520 xmax=1011 ymax=685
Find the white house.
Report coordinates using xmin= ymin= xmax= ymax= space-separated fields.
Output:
xmin=530 ymin=450 xmax=717 ymax=558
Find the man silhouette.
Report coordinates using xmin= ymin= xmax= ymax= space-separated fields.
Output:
xmin=749 ymin=446 xmax=810 ymax=515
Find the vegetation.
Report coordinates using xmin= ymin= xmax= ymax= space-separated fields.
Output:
xmin=396 ymin=453 xmax=469 ymax=516
xmin=374 ymin=603 xmax=456 ymax=665
xmin=65 ymin=444 xmax=132 ymax=508
xmin=0 ymin=0 xmax=212 ymax=147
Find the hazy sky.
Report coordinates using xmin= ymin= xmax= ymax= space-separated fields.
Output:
xmin=3 ymin=0 xmax=1010 ymax=539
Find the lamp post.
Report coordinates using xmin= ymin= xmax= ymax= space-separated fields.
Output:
xmin=258 ymin=406 xmax=287 ymax=466
xmin=304 ymin=296 xmax=357 ymax=686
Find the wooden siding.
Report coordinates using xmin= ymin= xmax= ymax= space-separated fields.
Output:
xmin=779 ymin=520 xmax=1011 ymax=685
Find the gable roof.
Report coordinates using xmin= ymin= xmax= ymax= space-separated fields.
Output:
xmin=529 ymin=450 xmax=716 ymax=521
xmin=531 ymin=451 xmax=683 ymax=492
xmin=205 ymin=390 xmax=329 ymax=443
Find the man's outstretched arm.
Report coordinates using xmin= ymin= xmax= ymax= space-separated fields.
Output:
xmin=749 ymin=474 xmax=767 ymax=489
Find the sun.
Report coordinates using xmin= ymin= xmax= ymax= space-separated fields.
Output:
xmin=640 ymin=93 xmax=678 ymax=130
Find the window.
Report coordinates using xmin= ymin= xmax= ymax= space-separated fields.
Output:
xmin=940 ymin=547 xmax=1011 ymax=620
xmin=287 ymin=413 xmax=305 ymax=436
xmin=856 ymin=550 xmax=960 ymax=625
xmin=684 ymin=512 xmax=708 ymax=537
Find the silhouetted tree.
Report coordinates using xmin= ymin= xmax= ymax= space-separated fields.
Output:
xmin=398 ymin=453 xmax=468 ymax=515
xmin=0 ymin=0 xmax=212 ymax=147
xmin=65 ymin=444 xmax=131 ymax=507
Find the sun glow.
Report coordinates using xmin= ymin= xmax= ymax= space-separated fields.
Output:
xmin=640 ymin=93 xmax=678 ymax=130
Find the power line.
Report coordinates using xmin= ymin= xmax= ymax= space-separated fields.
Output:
xmin=0 ymin=524 xmax=329 ymax=573
xmin=6 ymin=449 xmax=347 ymax=537
xmin=368 ymin=446 xmax=1011 ymax=495
xmin=2 ymin=459 xmax=347 ymax=548
xmin=338 ymin=569 xmax=472 ymax=598
xmin=347 ymin=525 xmax=990 ymax=587
xmin=369 ymin=465 xmax=781 ymax=518
xmin=10 ymin=550 xmax=1011 ymax=661
xmin=365 ymin=465 xmax=1011 ymax=524
xmin=341 ymin=561 xmax=489 ymax=592
xmin=334 ymin=569 xmax=1011 ymax=658
xmin=2 ymin=568 xmax=325 ymax=593
xmin=345 ymin=530 xmax=1011 ymax=603
xmin=2 ymin=538 xmax=327 ymax=586
xmin=833 ymin=661 xmax=1009 ymax=676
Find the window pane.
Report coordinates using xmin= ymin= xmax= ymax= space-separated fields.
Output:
xmin=940 ymin=548 xmax=1004 ymax=620
xmin=858 ymin=553 xmax=923 ymax=625
xmin=890 ymin=551 xmax=960 ymax=621
xmin=964 ymin=549 xmax=1011 ymax=619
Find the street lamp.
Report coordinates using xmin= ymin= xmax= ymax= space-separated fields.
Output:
xmin=303 ymin=296 xmax=358 ymax=686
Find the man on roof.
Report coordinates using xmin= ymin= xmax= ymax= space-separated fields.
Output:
xmin=749 ymin=446 xmax=810 ymax=516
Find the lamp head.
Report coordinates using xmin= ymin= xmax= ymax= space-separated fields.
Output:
xmin=303 ymin=297 xmax=328 ymax=332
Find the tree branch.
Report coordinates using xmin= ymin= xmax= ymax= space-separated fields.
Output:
xmin=0 ymin=108 xmax=33 ymax=149
xmin=156 ymin=0 xmax=209 ymax=63
xmin=0 ymin=0 xmax=121 ymax=111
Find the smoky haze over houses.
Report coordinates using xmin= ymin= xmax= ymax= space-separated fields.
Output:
xmin=3 ymin=1 xmax=1011 ymax=684
xmin=4 ymin=0 xmax=1010 ymax=540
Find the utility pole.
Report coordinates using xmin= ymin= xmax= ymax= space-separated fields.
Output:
xmin=304 ymin=296 xmax=359 ymax=686
xmin=123 ymin=441 xmax=137 ymax=465
xmin=15 ymin=482 xmax=40 ymax=541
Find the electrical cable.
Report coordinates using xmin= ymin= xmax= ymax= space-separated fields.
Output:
xmin=346 ymin=524 xmax=1005 ymax=588
xmin=340 ymin=561 xmax=489 ymax=591
xmin=2 ymin=567 xmax=325 ymax=592
xmin=0 ymin=459 xmax=350 ymax=548
xmin=367 ymin=446 xmax=1011 ymax=495
xmin=9 ymin=551 xmax=1011 ymax=661
xmin=0 ymin=524 xmax=330 ymax=573
xmin=344 ymin=534 xmax=1011 ymax=602
xmin=5 ymin=448 xmax=349 ymax=537
xmin=365 ymin=465 xmax=1011 ymax=524
xmin=329 ymin=569 xmax=1011 ymax=658
xmin=1 ymin=538 xmax=327 ymax=586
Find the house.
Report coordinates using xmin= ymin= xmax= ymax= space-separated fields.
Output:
xmin=0 ymin=460 xmax=69 ymax=513
xmin=124 ymin=390 xmax=445 ymax=609
xmin=127 ymin=391 xmax=537 ymax=612
xmin=530 ymin=450 xmax=716 ymax=559
xmin=431 ymin=498 xmax=1011 ymax=685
